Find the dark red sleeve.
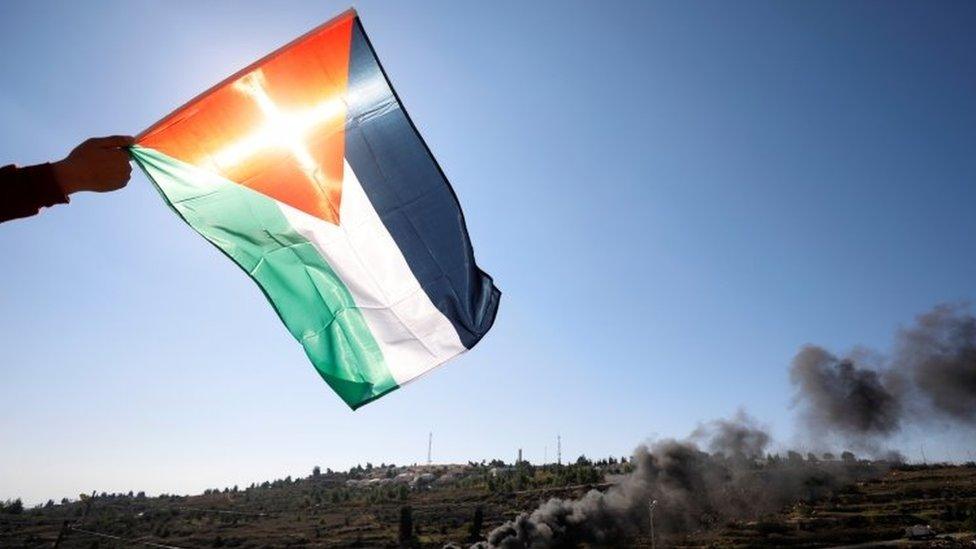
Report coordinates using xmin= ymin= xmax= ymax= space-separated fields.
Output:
xmin=0 ymin=163 xmax=69 ymax=223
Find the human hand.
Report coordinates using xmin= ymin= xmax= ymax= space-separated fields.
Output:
xmin=52 ymin=135 xmax=134 ymax=195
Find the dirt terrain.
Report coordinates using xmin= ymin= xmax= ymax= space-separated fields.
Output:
xmin=674 ymin=465 xmax=976 ymax=548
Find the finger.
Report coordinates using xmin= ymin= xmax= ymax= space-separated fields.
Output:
xmin=107 ymin=149 xmax=131 ymax=161
xmin=92 ymin=135 xmax=136 ymax=149
xmin=106 ymin=171 xmax=131 ymax=189
xmin=112 ymin=163 xmax=132 ymax=178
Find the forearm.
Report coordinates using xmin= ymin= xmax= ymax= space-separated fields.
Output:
xmin=0 ymin=163 xmax=69 ymax=223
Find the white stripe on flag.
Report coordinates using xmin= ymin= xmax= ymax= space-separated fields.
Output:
xmin=275 ymin=160 xmax=467 ymax=387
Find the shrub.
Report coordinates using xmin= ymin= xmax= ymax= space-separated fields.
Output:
xmin=467 ymin=505 xmax=484 ymax=542
xmin=398 ymin=505 xmax=415 ymax=547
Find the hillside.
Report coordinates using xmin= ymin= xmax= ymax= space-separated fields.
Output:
xmin=678 ymin=464 xmax=976 ymax=547
xmin=2 ymin=461 xmax=975 ymax=547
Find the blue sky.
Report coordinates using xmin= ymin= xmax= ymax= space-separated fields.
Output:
xmin=2 ymin=1 xmax=974 ymax=504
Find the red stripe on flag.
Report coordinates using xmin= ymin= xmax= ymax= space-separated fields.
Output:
xmin=139 ymin=11 xmax=355 ymax=224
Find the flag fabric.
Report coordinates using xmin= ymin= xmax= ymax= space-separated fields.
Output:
xmin=131 ymin=9 xmax=499 ymax=409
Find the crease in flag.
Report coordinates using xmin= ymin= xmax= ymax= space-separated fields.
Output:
xmin=131 ymin=9 xmax=499 ymax=409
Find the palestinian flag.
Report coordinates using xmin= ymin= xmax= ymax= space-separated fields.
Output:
xmin=131 ymin=9 xmax=499 ymax=409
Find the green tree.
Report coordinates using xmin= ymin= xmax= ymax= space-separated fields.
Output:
xmin=2 ymin=499 xmax=24 ymax=514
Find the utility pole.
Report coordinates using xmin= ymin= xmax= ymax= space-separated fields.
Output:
xmin=427 ymin=432 xmax=432 ymax=466
xmin=919 ymin=444 xmax=927 ymax=465
xmin=544 ymin=446 xmax=548 ymax=465
xmin=648 ymin=499 xmax=658 ymax=549
xmin=557 ymin=435 xmax=562 ymax=466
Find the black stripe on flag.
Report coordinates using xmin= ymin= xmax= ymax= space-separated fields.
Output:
xmin=343 ymin=18 xmax=500 ymax=350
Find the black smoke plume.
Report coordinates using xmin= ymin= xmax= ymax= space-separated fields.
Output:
xmin=455 ymin=304 xmax=973 ymax=548
xmin=692 ymin=411 xmax=771 ymax=461
xmin=467 ymin=414 xmax=878 ymax=549
xmin=789 ymin=345 xmax=902 ymax=441
xmin=893 ymin=303 xmax=976 ymax=422
xmin=790 ymin=303 xmax=976 ymax=446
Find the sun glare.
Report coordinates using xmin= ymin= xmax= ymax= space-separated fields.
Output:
xmin=211 ymin=70 xmax=345 ymax=184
